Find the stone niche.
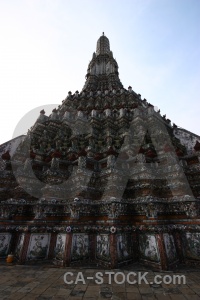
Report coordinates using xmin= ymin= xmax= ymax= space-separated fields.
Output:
xmin=117 ymin=233 xmax=133 ymax=263
xmin=71 ymin=233 xmax=89 ymax=261
xmin=0 ymin=233 xmax=12 ymax=257
xmin=26 ymin=233 xmax=51 ymax=260
xmin=163 ymin=233 xmax=178 ymax=265
xmin=15 ymin=233 xmax=25 ymax=260
xmin=183 ymin=232 xmax=200 ymax=261
xmin=139 ymin=234 xmax=160 ymax=265
xmin=96 ymin=234 xmax=110 ymax=262
xmin=54 ymin=233 xmax=67 ymax=263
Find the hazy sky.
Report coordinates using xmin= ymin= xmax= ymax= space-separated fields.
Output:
xmin=0 ymin=0 xmax=200 ymax=145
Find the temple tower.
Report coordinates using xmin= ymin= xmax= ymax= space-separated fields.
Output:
xmin=83 ymin=33 xmax=123 ymax=91
xmin=0 ymin=34 xmax=200 ymax=270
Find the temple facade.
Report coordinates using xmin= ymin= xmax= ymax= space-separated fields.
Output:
xmin=1 ymin=33 xmax=200 ymax=270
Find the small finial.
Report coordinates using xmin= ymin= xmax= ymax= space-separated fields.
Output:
xmin=102 ymin=32 xmax=104 ymax=35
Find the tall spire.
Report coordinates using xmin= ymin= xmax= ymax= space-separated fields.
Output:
xmin=82 ymin=33 xmax=123 ymax=92
xmin=96 ymin=32 xmax=110 ymax=55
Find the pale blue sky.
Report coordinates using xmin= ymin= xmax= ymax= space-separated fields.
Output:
xmin=0 ymin=0 xmax=199 ymax=144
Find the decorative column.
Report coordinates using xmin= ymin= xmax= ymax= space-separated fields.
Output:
xmin=63 ymin=232 xmax=73 ymax=267
xmin=132 ymin=231 xmax=139 ymax=261
xmin=90 ymin=233 xmax=96 ymax=261
xmin=48 ymin=233 xmax=57 ymax=260
xmin=156 ymin=233 xmax=168 ymax=270
xmin=173 ymin=231 xmax=184 ymax=263
xmin=18 ymin=233 xmax=31 ymax=264
xmin=110 ymin=231 xmax=117 ymax=268
xmin=10 ymin=232 xmax=19 ymax=254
